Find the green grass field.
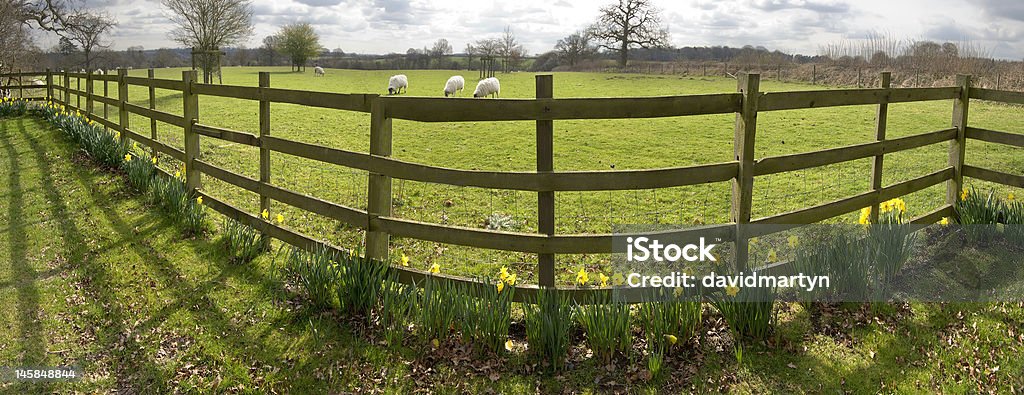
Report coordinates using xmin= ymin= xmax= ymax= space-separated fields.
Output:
xmin=2 ymin=115 xmax=1023 ymax=393
xmin=66 ymin=66 xmax=1023 ymax=285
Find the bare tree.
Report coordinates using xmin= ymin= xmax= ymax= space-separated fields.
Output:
xmin=429 ymin=38 xmax=452 ymax=68
xmin=162 ymin=0 xmax=253 ymax=80
xmin=62 ymin=12 xmax=116 ymax=70
xmin=498 ymin=26 xmax=526 ymax=72
xmin=260 ymin=35 xmax=279 ymax=66
xmin=589 ymin=0 xmax=669 ymax=68
xmin=463 ymin=43 xmax=476 ymax=70
xmin=275 ymin=22 xmax=321 ymax=71
xmin=555 ymin=30 xmax=597 ymax=67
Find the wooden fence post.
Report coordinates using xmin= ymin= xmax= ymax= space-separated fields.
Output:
xmin=103 ymin=75 xmax=109 ymax=132
xmin=117 ymin=69 xmax=129 ymax=144
xmin=947 ymin=74 xmax=970 ymax=208
xmin=536 ymin=74 xmax=555 ymax=287
xmin=182 ymin=70 xmax=201 ymax=192
xmin=259 ymin=72 xmax=272 ymax=244
xmin=45 ymin=69 xmax=53 ymax=100
xmin=63 ymin=71 xmax=69 ymax=107
xmin=732 ymin=73 xmax=760 ymax=272
xmin=17 ymin=69 xmax=23 ymax=99
xmin=812 ymin=64 xmax=816 ymax=85
xmin=148 ymin=69 xmax=158 ymax=158
xmin=76 ymin=74 xmax=81 ymax=110
xmin=869 ymin=72 xmax=891 ymax=224
xmin=366 ymin=97 xmax=393 ymax=262
xmin=86 ymin=71 xmax=94 ymax=118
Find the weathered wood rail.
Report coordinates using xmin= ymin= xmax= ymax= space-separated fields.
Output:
xmin=6 ymin=68 xmax=1023 ymax=302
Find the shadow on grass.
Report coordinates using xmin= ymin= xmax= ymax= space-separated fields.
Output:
xmin=1 ymin=118 xmax=48 ymax=392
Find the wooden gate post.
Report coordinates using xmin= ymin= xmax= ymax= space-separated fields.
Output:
xmin=869 ymin=72 xmax=891 ymax=224
xmin=103 ymin=75 xmax=109 ymax=132
xmin=258 ymin=72 xmax=272 ymax=244
xmin=147 ymin=69 xmax=158 ymax=158
xmin=76 ymin=74 xmax=81 ymax=110
xmin=366 ymin=97 xmax=393 ymax=262
xmin=85 ymin=71 xmax=94 ymax=118
xmin=63 ymin=71 xmax=70 ymax=107
xmin=45 ymin=69 xmax=53 ymax=100
xmin=182 ymin=70 xmax=201 ymax=192
xmin=947 ymin=75 xmax=971 ymax=208
xmin=117 ymin=69 xmax=129 ymax=144
xmin=17 ymin=69 xmax=23 ymax=99
xmin=732 ymin=73 xmax=760 ymax=272
xmin=536 ymin=74 xmax=555 ymax=287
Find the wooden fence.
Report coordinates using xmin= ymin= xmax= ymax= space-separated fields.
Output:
xmin=5 ymin=68 xmax=1024 ymax=302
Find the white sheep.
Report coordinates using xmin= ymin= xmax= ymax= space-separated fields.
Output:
xmin=387 ymin=74 xmax=408 ymax=95
xmin=443 ymin=75 xmax=465 ymax=97
xmin=314 ymin=66 xmax=325 ymax=77
xmin=94 ymin=69 xmax=104 ymax=75
xmin=473 ymin=77 xmax=500 ymax=98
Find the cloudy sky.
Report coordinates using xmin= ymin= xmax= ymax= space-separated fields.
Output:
xmin=46 ymin=0 xmax=1024 ymax=59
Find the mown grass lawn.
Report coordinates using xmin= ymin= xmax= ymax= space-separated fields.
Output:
xmin=2 ymin=115 xmax=1023 ymax=393
xmin=55 ymin=67 xmax=1022 ymax=285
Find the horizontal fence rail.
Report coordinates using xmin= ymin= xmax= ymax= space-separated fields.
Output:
xmin=6 ymin=68 xmax=1023 ymax=302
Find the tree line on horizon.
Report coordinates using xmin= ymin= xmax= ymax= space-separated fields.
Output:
xmin=3 ymin=0 xmax=1018 ymax=81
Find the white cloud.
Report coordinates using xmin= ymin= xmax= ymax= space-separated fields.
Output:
xmin=30 ymin=0 xmax=1024 ymax=59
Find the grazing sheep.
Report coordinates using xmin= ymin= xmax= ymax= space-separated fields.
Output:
xmin=473 ymin=77 xmax=500 ymax=98
xmin=95 ymin=69 xmax=104 ymax=75
xmin=387 ymin=74 xmax=408 ymax=95
xmin=314 ymin=66 xmax=325 ymax=77
xmin=443 ymin=75 xmax=465 ymax=97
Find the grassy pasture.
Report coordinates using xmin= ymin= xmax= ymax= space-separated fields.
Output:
xmin=72 ymin=66 xmax=1024 ymax=284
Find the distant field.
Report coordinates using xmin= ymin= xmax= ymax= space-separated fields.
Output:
xmin=69 ymin=66 xmax=1024 ymax=284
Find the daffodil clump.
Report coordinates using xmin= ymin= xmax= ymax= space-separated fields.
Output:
xmin=285 ymin=245 xmax=339 ymax=310
xmin=576 ymin=292 xmax=632 ymax=364
xmin=639 ymin=289 xmax=702 ymax=378
xmin=35 ymin=99 xmax=129 ymax=168
xmin=458 ymin=270 xmax=515 ymax=354
xmin=335 ymin=245 xmax=389 ymax=319
xmin=524 ymin=288 xmax=574 ymax=371
xmin=0 ymin=96 xmax=30 ymax=117
xmin=221 ymin=217 xmax=269 ymax=264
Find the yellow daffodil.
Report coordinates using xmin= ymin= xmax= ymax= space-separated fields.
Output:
xmin=767 ymin=249 xmax=778 ymax=263
xmin=429 ymin=263 xmax=440 ymax=274
xmin=196 ymin=196 xmax=203 ymax=205
xmin=665 ymin=334 xmax=678 ymax=345
xmin=261 ymin=209 xmax=269 ymax=220
xmin=939 ymin=217 xmax=950 ymax=226
xmin=598 ymin=272 xmax=609 ymax=287
xmin=611 ymin=273 xmax=625 ymax=286
xmin=506 ymin=273 xmax=517 ymax=285
xmin=150 ymin=156 xmax=157 ymax=165
xmin=505 ymin=339 xmax=514 ymax=352
xmin=859 ymin=207 xmax=872 ymax=225
xmin=124 ymin=153 xmax=132 ymax=162
xmin=961 ymin=188 xmax=969 ymax=201
xmin=499 ymin=266 xmax=510 ymax=281
xmin=1009 ymin=193 xmax=1016 ymax=202
xmin=496 ymin=281 xmax=505 ymax=293
xmin=576 ymin=268 xmax=589 ymax=286
xmin=174 ymin=170 xmax=181 ymax=178
xmin=400 ymin=254 xmax=409 ymax=267
xmin=788 ymin=235 xmax=799 ymax=248
xmin=276 ymin=214 xmax=284 ymax=224
xmin=725 ymin=286 xmax=740 ymax=297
